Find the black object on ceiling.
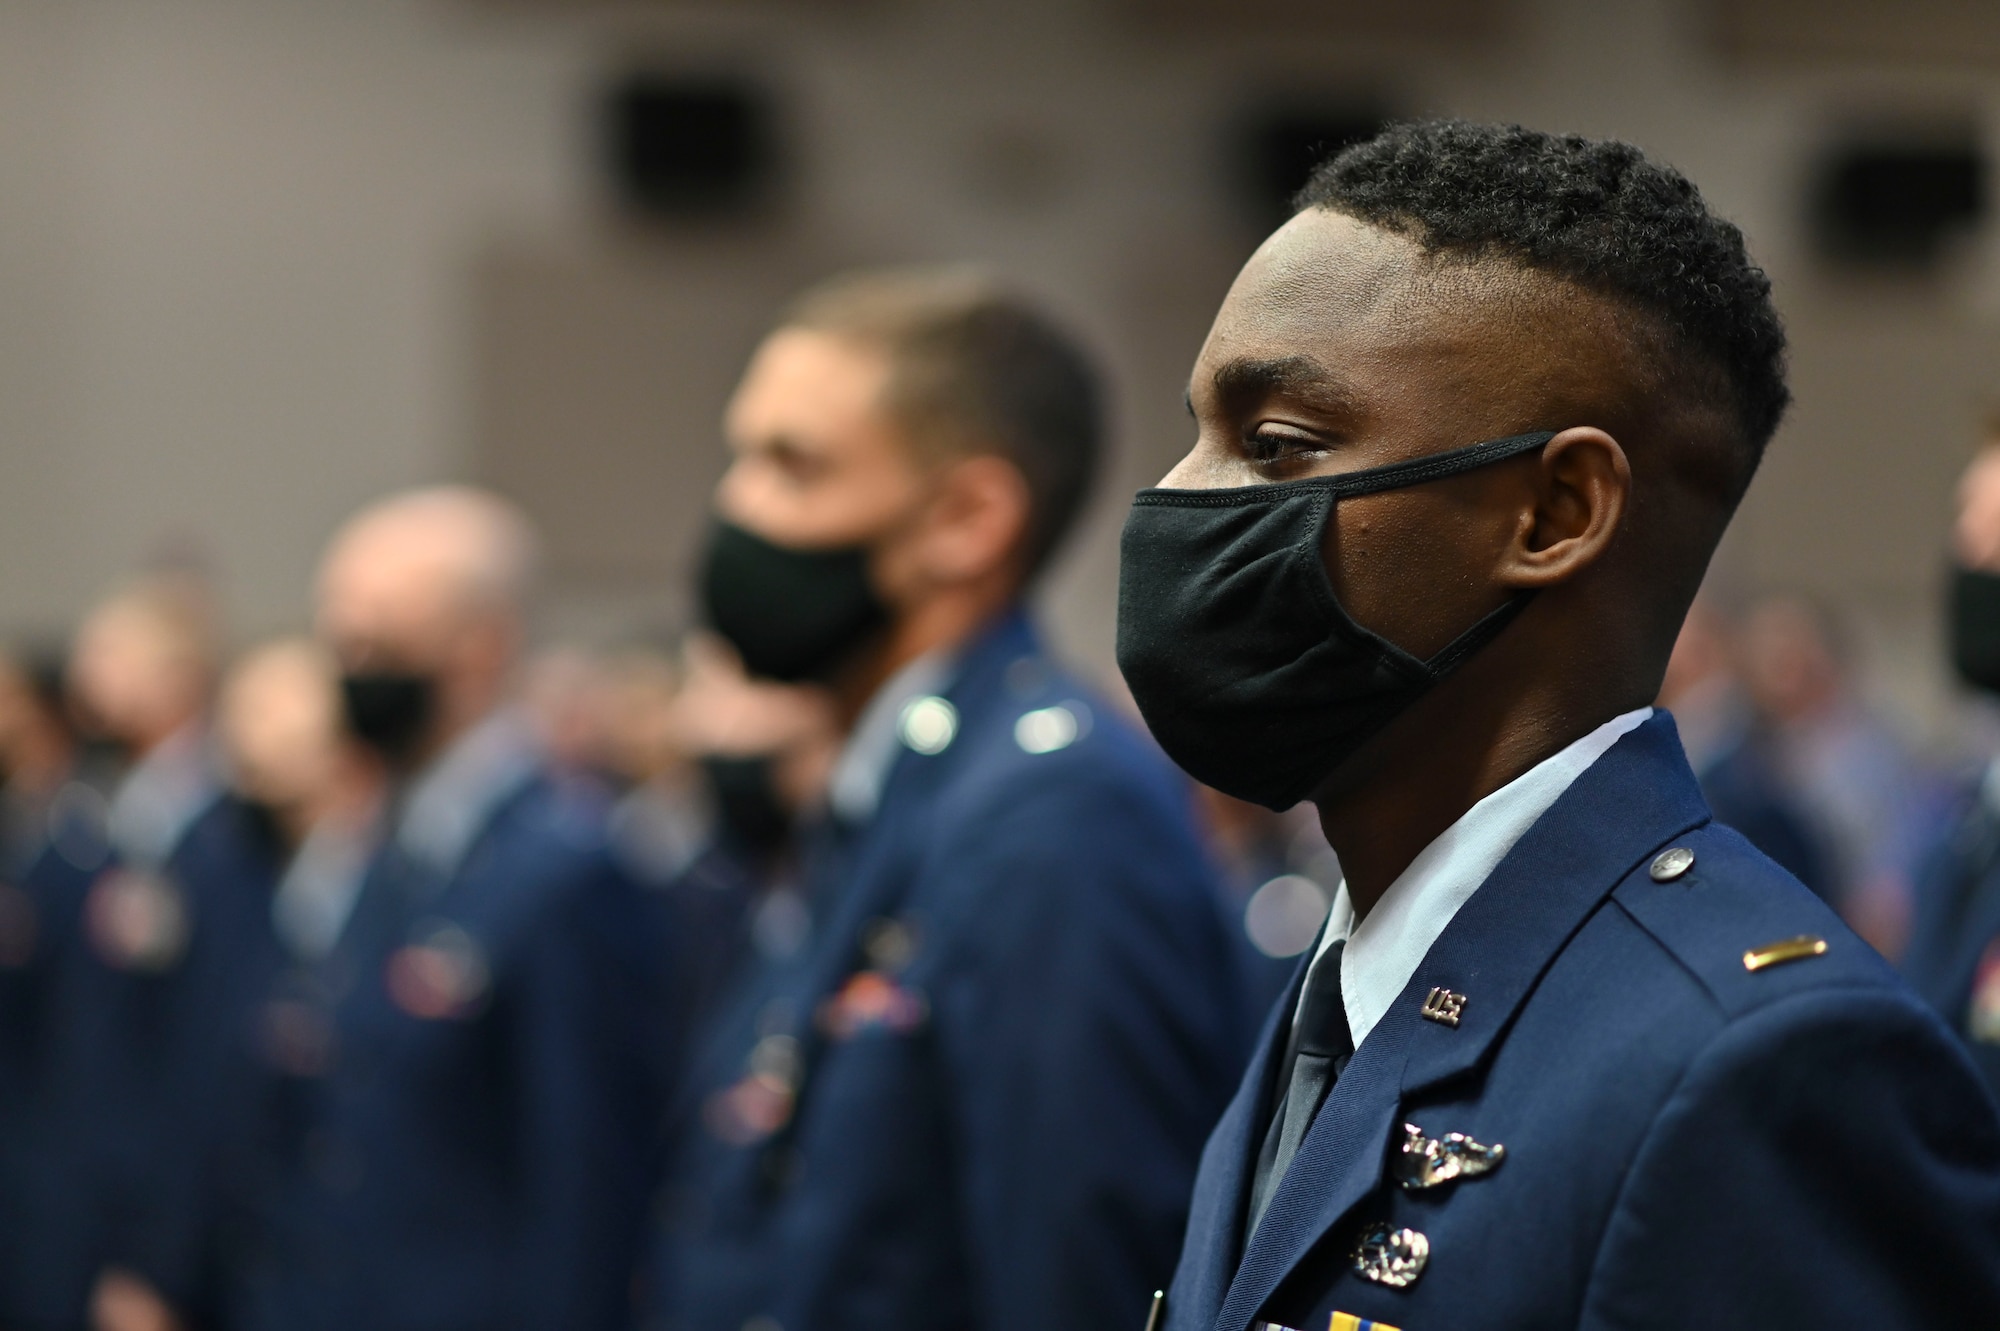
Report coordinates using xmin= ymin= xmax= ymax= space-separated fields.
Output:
xmin=1238 ymin=106 xmax=1390 ymax=231
xmin=1809 ymin=136 xmax=1986 ymax=266
xmin=605 ymin=73 xmax=776 ymax=220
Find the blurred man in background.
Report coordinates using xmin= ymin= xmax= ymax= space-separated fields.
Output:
xmin=598 ymin=635 xmax=842 ymax=1063
xmin=1657 ymin=597 xmax=1831 ymax=897
xmin=1737 ymin=592 xmax=1949 ymax=955
xmin=0 ymin=653 xmax=80 ymax=877
xmin=519 ymin=633 xmax=841 ymax=1128
xmin=0 ymin=576 xmax=283 ymax=1331
xmin=1906 ymin=441 xmax=2000 ymax=1095
xmin=197 ymin=637 xmax=384 ymax=1325
xmin=646 ymin=268 xmax=1244 ymax=1331
xmin=0 ymin=649 xmax=86 ymax=1331
xmin=1192 ymin=788 xmax=1340 ymax=1033
xmin=229 ymin=488 xmax=656 ymax=1331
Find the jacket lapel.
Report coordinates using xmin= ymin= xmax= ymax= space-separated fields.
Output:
xmin=1213 ymin=713 xmax=1711 ymax=1330
xmin=1170 ymin=958 xmax=1307 ymax=1322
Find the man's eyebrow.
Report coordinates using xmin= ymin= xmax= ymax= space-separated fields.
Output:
xmin=1206 ymin=355 xmax=1365 ymax=418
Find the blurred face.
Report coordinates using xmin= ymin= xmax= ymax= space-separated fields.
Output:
xmin=1956 ymin=444 xmax=2000 ymax=572
xmin=68 ymin=601 xmax=206 ymax=750
xmin=219 ymin=644 xmax=342 ymax=813
xmin=315 ymin=534 xmax=467 ymax=678
xmin=1739 ymin=598 xmax=1841 ymax=723
xmin=716 ymin=329 xmax=932 ymax=599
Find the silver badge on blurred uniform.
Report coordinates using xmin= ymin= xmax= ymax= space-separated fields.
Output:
xmin=85 ymin=867 xmax=190 ymax=972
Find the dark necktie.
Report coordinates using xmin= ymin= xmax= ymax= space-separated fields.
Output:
xmin=1246 ymin=937 xmax=1352 ymax=1237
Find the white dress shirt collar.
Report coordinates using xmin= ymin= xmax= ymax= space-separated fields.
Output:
xmin=396 ymin=707 xmax=542 ymax=879
xmin=107 ymin=724 xmax=221 ymax=870
xmin=272 ymin=806 xmax=383 ymax=961
xmin=1307 ymin=706 xmax=1653 ymax=1050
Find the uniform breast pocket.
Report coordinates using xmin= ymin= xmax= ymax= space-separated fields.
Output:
xmin=799 ymin=975 xmax=948 ymax=1192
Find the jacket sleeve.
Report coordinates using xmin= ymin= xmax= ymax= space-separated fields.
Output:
xmin=930 ymin=768 xmax=1246 ymax=1331
xmin=1582 ymin=986 xmax=2000 ymax=1329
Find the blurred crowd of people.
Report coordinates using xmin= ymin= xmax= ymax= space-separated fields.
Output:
xmin=0 ymin=268 xmax=1260 ymax=1331
xmin=0 ymin=260 xmax=1998 ymax=1331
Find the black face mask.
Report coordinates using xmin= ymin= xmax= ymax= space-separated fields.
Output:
xmin=339 ymin=671 xmax=437 ymax=767
xmin=1950 ymin=566 xmax=2000 ymax=695
xmin=232 ymin=797 xmax=292 ymax=857
xmin=73 ymin=735 xmax=134 ymax=784
xmin=701 ymin=755 xmax=793 ymax=856
xmin=699 ymin=520 xmax=890 ymax=683
xmin=1117 ymin=430 xmax=1556 ymax=811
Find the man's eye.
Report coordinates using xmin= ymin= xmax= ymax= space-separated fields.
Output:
xmin=1245 ymin=429 xmax=1321 ymax=463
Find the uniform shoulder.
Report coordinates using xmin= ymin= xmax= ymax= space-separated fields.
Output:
xmin=897 ymin=663 xmax=1216 ymax=913
xmin=1610 ymin=818 xmax=1905 ymax=1022
xmin=466 ymin=772 xmax=628 ymax=905
xmin=943 ymin=657 xmax=1180 ymax=800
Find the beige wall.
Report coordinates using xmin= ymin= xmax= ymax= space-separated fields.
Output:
xmin=1 ymin=0 xmax=1997 ymax=746
xmin=0 ymin=0 xmax=588 ymax=636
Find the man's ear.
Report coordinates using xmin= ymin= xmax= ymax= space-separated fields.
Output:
xmin=911 ymin=453 xmax=1033 ymax=586
xmin=1501 ymin=426 xmax=1630 ymax=588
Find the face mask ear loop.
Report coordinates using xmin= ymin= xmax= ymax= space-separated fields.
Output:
xmin=1327 ymin=430 xmax=1558 ymax=501
xmin=1306 ymin=429 xmax=1558 ymax=670
xmin=1419 ymin=588 xmax=1539 ymax=680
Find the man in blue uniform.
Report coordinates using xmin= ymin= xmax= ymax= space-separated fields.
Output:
xmin=647 ymin=269 xmax=1245 ymax=1331
xmin=232 ymin=488 xmax=656 ymax=1331
xmin=5 ymin=578 xmax=285 ymax=1331
xmin=1908 ymin=440 xmax=2000 ymax=1091
xmin=0 ymin=649 xmax=94 ymax=1331
xmin=1117 ymin=122 xmax=2000 ymax=1330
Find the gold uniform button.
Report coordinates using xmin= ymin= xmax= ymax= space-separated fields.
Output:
xmin=1743 ymin=934 xmax=1828 ymax=972
xmin=1649 ymin=847 xmax=1696 ymax=881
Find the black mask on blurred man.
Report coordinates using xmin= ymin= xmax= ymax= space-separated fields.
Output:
xmin=1950 ymin=565 xmax=2000 ymax=695
xmin=701 ymin=755 xmax=794 ymax=857
xmin=699 ymin=520 xmax=891 ymax=684
xmin=339 ymin=670 xmax=437 ymax=768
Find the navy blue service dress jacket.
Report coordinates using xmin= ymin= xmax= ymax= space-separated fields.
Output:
xmin=648 ymin=611 xmax=1247 ymax=1331
xmin=0 ymin=784 xmax=117 ymax=1331
xmin=232 ymin=765 xmax=656 ymax=1331
xmin=1165 ymin=712 xmax=2000 ymax=1331
xmin=0 ymin=769 xmax=282 ymax=1330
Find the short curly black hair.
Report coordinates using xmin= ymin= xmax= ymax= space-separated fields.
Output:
xmin=1296 ymin=120 xmax=1788 ymax=493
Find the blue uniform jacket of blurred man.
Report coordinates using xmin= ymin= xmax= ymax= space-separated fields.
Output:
xmin=0 ymin=738 xmax=283 ymax=1330
xmin=235 ymin=712 xmax=655 ymax=1331
xmin=648 ymin=610 xmax=1246 ymax=1331
xmin=1162 ymin=713 xmax=2000 ymax=1331
xmin=1904 ymin=762 xmax=2000 ymax=1096
xmin=0 ymin=788 xmax=109 ymax=1331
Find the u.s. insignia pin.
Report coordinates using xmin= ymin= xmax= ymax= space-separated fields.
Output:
xmin=1393 ymin=1122 xmax=1505 ymax=1189
xmin=1418 ymin=986 xmax=1466 ymax=1027
xmin=1352 ymin=1223 xmax=1429 ymax=1287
